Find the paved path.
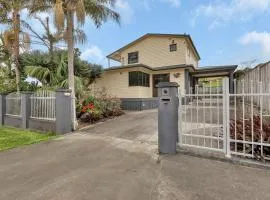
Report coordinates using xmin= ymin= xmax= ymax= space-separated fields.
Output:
xmin=0 ymin=110 xmax=270 ymax=200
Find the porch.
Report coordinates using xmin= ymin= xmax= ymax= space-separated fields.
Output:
xmin=186 ymin=65 xmax=237 ymax=94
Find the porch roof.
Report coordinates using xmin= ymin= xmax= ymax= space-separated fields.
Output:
xmin=191 ymin=65 xmax=238 ymax=77
xmin=104 ymin=64 xmax=195 ymax=72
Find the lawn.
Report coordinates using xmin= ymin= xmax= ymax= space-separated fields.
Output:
xmin=0 ymin=127 xmax=57 ymax=151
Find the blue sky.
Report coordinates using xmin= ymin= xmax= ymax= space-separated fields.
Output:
xmin=2 ymin=0 xmax=270 ymax=68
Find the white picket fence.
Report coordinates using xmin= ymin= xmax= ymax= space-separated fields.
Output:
xmin=30 ymin=90 xmax=56 ymax=120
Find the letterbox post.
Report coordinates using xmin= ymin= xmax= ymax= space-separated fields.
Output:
xmin=157 ymin=82 xmax=179 ymax=154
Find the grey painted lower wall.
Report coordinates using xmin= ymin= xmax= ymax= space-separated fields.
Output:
xmin=28 ymin=118 xmax=56 ymax=133
xmin=2 ymin=115 xmax=56 ymax=133
xmin=121 ymin=98 xmax=159 ymax=111
xmin=4 ymin=115 xmax=22 ymax=128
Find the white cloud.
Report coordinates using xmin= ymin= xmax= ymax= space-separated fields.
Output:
xmin=142 ymin=0 xmax=181 ymax=10
xmin=240 ymin=31 xmax=270 ymax=54
xmin=192 ymin=0 xmax=270 ymax=29
xmin=80 ymin=45 xmax=103 ymax=62
xmin=160 ymin=0 xmax=180 ymax=7
xmin=115 ymin=0 xmax=134 ymax=24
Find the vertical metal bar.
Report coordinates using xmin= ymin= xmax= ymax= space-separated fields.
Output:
xmin=222 ymin=78 xmax=226 ymax=153
xmin=234 ymin=79 xmax=237 ymax=153
xmin=203 ymin=83 xmax=206 ymax=147
xmin=217 ymin=79 xmax=220 ymax=149
xmin=251 ymin=80 xmax=254 ymax=157
xmin=179 ymin=89 xmax=183 ymax=146
xmin=259 ymin=82 xmax=263 ymax=157
xmin=184 ymin=91 xmax=187 ymax=145
xmin=210 ymin=80 xmax=213 ymax=148
xmin=196 ymin=84 xmax=199 ymax=146
xmin=225 ymin=78 xmax=231 ymax=158
xmin=242 ymin=80 xmax=245 ymax=155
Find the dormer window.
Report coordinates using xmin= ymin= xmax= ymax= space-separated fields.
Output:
xmin=128 ymin=52 xmax=138 ymax=64
xmin=170 ymin=44 xmax=177 ymax=52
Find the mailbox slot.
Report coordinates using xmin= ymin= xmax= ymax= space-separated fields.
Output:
xmin=161 ymin=98 xmax=171 ymax=102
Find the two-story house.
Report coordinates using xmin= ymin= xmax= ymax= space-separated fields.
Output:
xmin=90 ymin=33 xmax=237 ymax=110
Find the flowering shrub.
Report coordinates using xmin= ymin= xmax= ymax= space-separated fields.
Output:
xmin=81 ymin=103 xmax=95 ymax=113
xmin=77 ymin=90 xmax=124 ymax=123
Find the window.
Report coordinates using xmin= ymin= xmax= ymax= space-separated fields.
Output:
xmin=170 ymin=44 xmax=177 ymax=52
xmin=129 ymin=71 xmax=150 ymax=87
xmin=128 ymin=52 xmax=138 ymax=64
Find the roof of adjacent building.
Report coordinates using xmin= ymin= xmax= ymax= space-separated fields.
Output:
xmin=107 ymin=33 xmax=201 ymax=61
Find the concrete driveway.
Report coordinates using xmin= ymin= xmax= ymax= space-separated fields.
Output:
xmin=0 ymin=110 xmax=270 ymax=200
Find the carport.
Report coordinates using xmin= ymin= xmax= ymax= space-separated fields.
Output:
xmin=186 ymin=65 xmax=237 ymax=94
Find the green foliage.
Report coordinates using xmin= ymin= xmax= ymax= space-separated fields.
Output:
xmin=78 ymin=88 xmax=124 ymax=123
xmin=20 ymin=49 xmax=102 ymax=98
xmin=0 ymin=126 xmax=57 ymax=151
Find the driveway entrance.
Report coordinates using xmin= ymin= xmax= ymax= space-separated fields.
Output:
xmin=79 ymin=110 xmax=158 ymax=144
xmin=0 ymin=110 xmax=270 ymax=200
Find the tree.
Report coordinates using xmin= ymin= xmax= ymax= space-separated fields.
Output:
xmin=22 ymin=15 xmax=87 ymax=61
xmin=31 ymin=0 xmax=120 ymax=129
xmin=21 ymin=49 xmax=102 ymax=98
xmin=0 ymin=0 xmax=32 ymax=92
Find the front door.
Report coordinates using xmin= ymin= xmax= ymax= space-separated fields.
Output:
xmin=153 ymin=74 xmax=170 ymax=97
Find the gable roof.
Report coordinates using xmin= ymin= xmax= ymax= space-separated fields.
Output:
xmin=107 ymin=33 xmax=201 ymax=61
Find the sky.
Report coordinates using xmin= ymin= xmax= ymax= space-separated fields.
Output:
xmin=2 ymin=0 xmax=270 ymax=68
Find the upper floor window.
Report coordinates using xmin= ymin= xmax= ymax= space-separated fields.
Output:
xmin=170 ymin=44 xmax=177 ymax=52
xmin=129 ymin=71 xmax=150 ymax=87
xmin=128 ymin=52 xmax=138 ymax=64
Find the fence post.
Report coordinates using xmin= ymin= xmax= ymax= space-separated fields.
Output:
xmin=21 ymin=92 xmax=33 ymax=129
xmin=0 ymin=94 xmax=6 ymax=125
xmin=55 ymin=89 xmax=73 ymax=134
xmin=222 ymin=77 xmax=231 ymax=158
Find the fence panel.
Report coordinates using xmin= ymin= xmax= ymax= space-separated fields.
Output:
xmin=6 ymin=92 xmax=21 ymax=116
xmin=230 ymin=79 xmax=270 ymax=161
xmin=179 ymin=79 xmax=225 ymax=152
xmin=30 ymin=90 xmax=56 ymax=120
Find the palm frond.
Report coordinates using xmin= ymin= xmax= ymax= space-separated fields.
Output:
xmin=21 ymin=32 xmax=31 ymax=51
xmin=74 ymin=28 xmax=87 ymax=44
xmin=24 ymin=65 xmax=52 ymax=85
xmin=84 ymin=0 xmax=120 ymax=28
xmin=75 ymin=0 xmax=85 ymax=26
xmin=54 ymin=0 xmax=65 ymax=31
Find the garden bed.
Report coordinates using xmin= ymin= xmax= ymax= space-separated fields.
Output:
xmin=77 ymin=92 xmax=124 ymax=126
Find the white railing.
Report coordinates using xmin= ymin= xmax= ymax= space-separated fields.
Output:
xmin=30 ymin=90 xmax=56 ymax=120
xmin=179 ymin=78 xmax=270 ymax=162
xmin=6 ymin=92 xmax=22 ymax=116
xmin=229 ymin=79 xmax=270 ymax=161
xmin=179 ymin=81 xmax=225 ymax=152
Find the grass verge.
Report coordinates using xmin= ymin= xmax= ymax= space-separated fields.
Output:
xmin=0 ymin=126 xmax=57 ymax=151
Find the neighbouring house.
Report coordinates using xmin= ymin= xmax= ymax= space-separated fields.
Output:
xmin=90 ymin=33 xmax=237 ymax=110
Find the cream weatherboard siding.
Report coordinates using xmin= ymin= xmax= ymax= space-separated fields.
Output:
xmin=119 ymin=36 xmax=188 ymax=68
xmin=186 ymin=46 xmax=199 ymax=68
xmin=90 ymin=67 xmax=186 ymax=98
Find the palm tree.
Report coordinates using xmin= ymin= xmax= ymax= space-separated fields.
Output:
xmin=22 ymin=49 xmax=102 ymax=98
xmin=0 ymin=0 xmax=32 ymax=92
xmin=31 ymin=0 xmax=120 ymax=129
xmin=22 ymin=15 xmax=87 ymax=61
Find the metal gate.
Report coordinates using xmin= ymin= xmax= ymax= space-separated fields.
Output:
xmin=179 ymin=77 xmax=270 ymax=161
xmin=179 ymin=78 xmax=230 ymax=155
